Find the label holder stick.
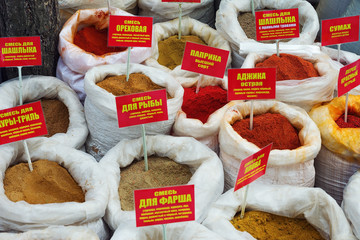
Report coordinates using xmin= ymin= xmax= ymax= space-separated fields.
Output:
xmin=141 ymin=124 xmax=148 ymax=171
xmin=276 ymin=39 xmax=280 ymax=57
xmin=162 ymin=224 xmax=167 ymax=240
xmin=345 ymin=92 xmax=349 ymax=122
xmin=126 ymin=47 xmax=131 ymax=81
xmin=240 ymin=184 xmax=250 ymax=219
xmin=195 ymin=74 xmax=203 ymax=94
xmin=249 ymin=100 xmax=254 ymax=130
xmin=251 ymin=0 xmax=255 ymax=16
xmin=178 ymin=3 xmax=182 ymax=40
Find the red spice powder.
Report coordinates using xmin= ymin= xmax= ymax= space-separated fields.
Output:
xmin=255 ymin=53 xmax=320 ymax=81
xmin=182 ymin=86 xmax=228 ymax=124
xmin=73 ymin=26 xmax=127 ymax=55
xmin=335 ymin=114 xmax=360 ymax=128
xmin=232 ymin=113 xmax=301 ymax=150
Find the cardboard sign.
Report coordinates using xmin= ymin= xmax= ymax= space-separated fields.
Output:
xmin=134 ymin=185 xmax=195 ymax=227
xmin=228 ymin=68 xmax=276 ymax=100
xmin=116 ymin=89 xmax=168 ymax=128
xmin=162 ymin=0 xmax=200 ymax=2
xmin=234 ymin=144 xmax=272 ymax=192
xmin=0 ymin=36 xmax=42 ymax=67
xmin=0 ymin=101 xmax=47 ymax=145
xmin=338 ymin=59 xmax=360 ymax=96
xmin=108 ymin=16 xmax=153 ymax=47
xmin=321 ymin=16 xmax=360 ymax=46
xmin=255 ymin=8 xmax=299 ymax=41
xmin=181 ymin=42 xmax=229 ymax=78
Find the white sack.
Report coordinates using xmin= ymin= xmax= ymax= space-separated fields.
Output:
xmin=100 ymin=135 xmax=224 ymax=230
xmin=57 ymin=8 xmax=151 ymax=101
xmin=0 ymin=140 xmax=109 ymax=239
xmin=84 ymin=64 xmax=183 ymax=160
xmin=219 ymin=100 xmax=321 ymax=191
xmin=342 ymin=170 xmax=360 ymax=239
xmin=216 ymin=0 xmax=319 ymax=68
xmin=202 ymin=183 xmax=357 ymax=240
xmin=241 ymin=48 xmax=337 ymax=111
xmin=0 ymin=226 xmax=100 ymax=240
xmin=145 ymin=17 xmax=231 ymax=86
xmin=0 ymin=76 xmax=88 ymax=149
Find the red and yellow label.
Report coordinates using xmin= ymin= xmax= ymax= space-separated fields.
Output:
xmin=0 ymin=36 xmax=42 ymax=67
xmin=228 ymin=68 xmax=276 ymax=100
xmin=321 ymin=16 xmax=360 ymax=46
xmin=116 ymin=89 xmax=168 ymax=128
xmin=338 ymin=59 xmax=360 ymax=96
xmin=255 ymin=8 xmax=299 ymax=41
xmin=108 ymin=16 xmax=153 ymax=47
xmin=234 ymin=144 xmax=272 ymax=192
xmin=0 ymin=101 xmax=47 ymax=145
xmin=134 ymin=185 xmax=195 ymax=227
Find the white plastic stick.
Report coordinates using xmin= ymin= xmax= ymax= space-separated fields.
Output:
xmin=126 ymin=47 xmax=131 ymax=81
xmin=162 ymin=224 xmax=167 ymax=240
xmin=249 ymin=100 xmax=254 ymax=130
xmin=345 ymin=92 xmax=349 ymax=123
xmin=337 ymin=44 xmax=341 ymax=62
xmin=195 ymin=74 xmax=203 ymax=94
xmin=240 ymin=185 xmax=249 ymax=219
xmin=107 ymin=0 xmax=111 ymax=15
xmin=251 ymin=0 xmax=255 ymax=16
xmin=178 ymin=3 xmax=182 ymax=39
xmin=141 ymin=124 xmax=148 ymax=171
xmin=276 ymin=39 xmax=280 ymax=57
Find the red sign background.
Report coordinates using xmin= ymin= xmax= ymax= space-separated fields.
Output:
xmin=228 ymin=68 xmax=276 ymax=100
xmin=116 ymin=89 xmax=168 ymax=128
xmin=181 ymin=42 xmax=229 ymax=78
xmin=338 ymin=59 xmax=360 ymax=96
xmin=0 ymin=36 xmax=42 ymax=67
xmin=0 ymin=101 xmax=47 ymax=145
xmin=321 ymin=16 xmax=360 ymax=46
xmin=108 ymin=16 xmax=153 ymax=47
xmin=134 ymin=185 xmax=195 ymax=227
xmin=234 ymin=144 xmax=272 ymax=192
xmin=255 ymin=8 xmax=299 ymax=41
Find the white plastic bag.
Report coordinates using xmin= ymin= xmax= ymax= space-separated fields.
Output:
xmin=84 ymin=64 xmax=183 ymax=160
xmin=57 ymin=8 xmax=152 ymax=101
xmin=219 ymin=100 xmax=321 ymax=191
xmin=202 ymin=183 xmax=357 ymax=240
xmin=215 ymin=0 xmax=319 ymax=68
xmin=100 ymin=135 xmax=224 ymax=230
xmin=0 ymin=140 xmax=109 ymax=240
xmin=241 ymin=48 xmax=337 ymax=111
xmin=0 ymin=76 xmax=88 ymax=149
xmin=342 ymin=170 xmax=360 ymax=239
xmin=145 ymin=17 xmax=231 ymax=86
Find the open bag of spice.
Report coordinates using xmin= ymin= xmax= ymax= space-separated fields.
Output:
xmin=219 ymin=100 xmax=321 ymax=191
xmin=215 ymin=0 xmax=319 ymax=68
xmin=242 ymin=48 xmax=337 ymax=111
xmin=144 ymin=17 xmax=231 ymax=86
xmin=202 ymin=183 xmax=357 ymax=240
xmin=84 ymin=63 xmax=183 ymax=161
xmin=0 ymin=75 xmax=88 ymax=150
xmin=309 ymin=95 xmax=360 ymax=205
xmin=0 ymin=226 xmax=100 ymax=240
xmin=57 ymin=8 xmax=152 ymax=101
xmin=172 ymin=78 xmax=242 ymax=152
xmin=99 ymin=135 xmax=224 ymax=231
xmin=0 ymin=139 xmax=110 ymax=240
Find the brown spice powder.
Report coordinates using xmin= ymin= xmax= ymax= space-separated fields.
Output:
xmin=41 ymin=99 xmax=69 ymax=137
xmin=4 ymin=159 xmax=85 ymax=204
xmin=231 ymin=210 xmax=324 ymax=240
xmin=158 ymin=35 xmax=207 ymax=70
xmin=118 ymin=156 xmax=192 ymax=211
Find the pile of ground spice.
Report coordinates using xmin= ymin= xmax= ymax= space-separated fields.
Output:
xmin=336 ymin=114 xmax=360 ymax=128
xmin=74 ymin=25 xmax=127 ymax=55
xmin=4 ymin=159 xmax=85 ymax=204
xmin=182 ymin=85 xmax=228 ymax=124
xmin=232 ymin=112 xmax=301 ymax=150
xmin=41 ymin=99 xmax=69 ymax=137
xmin=157 ymin=35 xmax=207 ymax=70
xmin=118 ymin=156 xmax=192 ymax=211
xmin=96 ymin=73 xmax=170 ymax=98
xmin=231 ymin=210 xmax=324 ymax=240
xmin=255 ymin=53 xmax=320 ymax=81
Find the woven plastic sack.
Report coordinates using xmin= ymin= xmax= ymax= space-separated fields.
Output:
xmin=57 ymin=8 xmax=151 ymax=101
xmin=144 ymin=17 xmax=231 ymax=86
xmin=100 ymin=135 xmax=224 ymax=230
xmin=216 ymin=0 xmax=319 ymax=68
xmin=84 ymin=64 xmax=183 ymax=160
xmin=202 ymin=183 xmax=357 ymax=240
xmin=0 ymin=226 xmax=100 ymax=240
xmin=0 ymin=76 xmax=88 ymax=149
xmin=241 ymin=48 xmax=337 ymax=111
xmin=0 ymin=140 xmax=109 ymax=239
xmin=219 ymin=100 xmax=321 ymax=191
xmin=138 ymin=0 xmax=214 ymax=27
xmin=342 ymin=170 xmax=360 ymax=239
